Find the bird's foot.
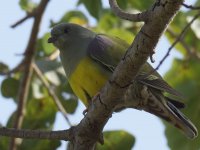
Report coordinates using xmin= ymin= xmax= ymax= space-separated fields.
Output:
xmin=149 ymin=50 xmax=155 ymax=63
xmin=82 ymin=92 xmax=101 ymax=116
xmin=92 ymin=92 xmax=101 ymax=102
xmin=82 ymin=108 xmax=88 ymax=116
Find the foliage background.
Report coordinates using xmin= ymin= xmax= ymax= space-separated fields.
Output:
xmin=0 ymin=0 xmax=199 ymax=150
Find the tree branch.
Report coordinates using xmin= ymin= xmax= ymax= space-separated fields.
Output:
xmin=32 ymin=63 xmax=72 ymax=126
xmin=167 ymin=29 xmax=200 ymax=60
xmin=182 ymin=3 xmax=200 ymax=10
xmin=11 ymin=12 xmax=34 ymax=28
xmin=0 ymin=50 xmax=59 ymax=76
xmin=46 ymin=49 xmax=60 ymax=61
xmin=154 ymin=11 xmax=200 ymax=71
xmin=108 ymin=0 xmax=149 ymax=22
xmin=0 ymin=127 xmax=72 ymax=141
xmin=9 ymin=0 xmax=50 ymax=150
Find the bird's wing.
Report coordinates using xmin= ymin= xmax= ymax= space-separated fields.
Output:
xmin=87 ymin=34 xmax=129 ymax=72
xmin=88 ymin=34 xmax=183 ymax=98
xmin=137 ymin=74 xmax=184 ymax=98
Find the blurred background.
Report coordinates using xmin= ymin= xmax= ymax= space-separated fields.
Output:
xmin=0 ymin=0 xmax=200 ymax=150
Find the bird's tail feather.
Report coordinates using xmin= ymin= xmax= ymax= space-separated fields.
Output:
xmin=143 ymin=90 xmax=198 ymax=139
xmin=166 ymin=101 xmax=197 ymax=138
xmin=165 ymin=97 xmax=185 ymax=109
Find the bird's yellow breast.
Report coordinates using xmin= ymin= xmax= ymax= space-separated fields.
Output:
xmin=68 ymin=57 xmax=109 ymax=106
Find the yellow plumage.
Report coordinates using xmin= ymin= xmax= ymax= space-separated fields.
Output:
xmin=69 ymin=57 xmax=108 ymax=106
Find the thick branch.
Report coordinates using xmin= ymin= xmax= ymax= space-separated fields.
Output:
xmin=109 ymin=0 xmax=149 ymax=22
xmin=0 ymin=127 xmax=72 ymax=141
xmin=9 ymin=0 xmax=50 ymax=150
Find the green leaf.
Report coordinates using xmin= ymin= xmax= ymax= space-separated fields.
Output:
xmin=1 ymin=77 xmax=19 ymax=99
xmin=36 ymin=60 xmax=62 ymax=74
xmin=115 ymin=0 xmax=128 ymax=9
xmin=19 ymin=0 xmax=37 ymax=12
xmin=5 ymin=108 xmax=58 ymax=150
xmin=77 ymin=0 xmax=103 ymax=19
xmin=35 ymin=39 xmax=44 ymax=58
xmin=95 ymin=9 xmax=134 ymax=45
xmin=42 ymin=33 xmax=56 ymax=55
xmin=189 ymin=17 xmax=200 ymax=40
xmin=31 ymin=77 xmax=45 ymax=99
xmin=35 ymin=59 xmax=78 ymax=113
xmin=0 ymin=137 xmax=9 ymax=150
xmin=36 ymin=59 xmax=65 ymax=86
xmin=164 ymin=58 xmax=200 ymax=150
xmin=107 ymin=28 xmax=134 ymax=44
xmin=97 ymin=10 xmax=120 ymax=31
xmin=0 ymin=62 xmax=9 ymax=74
xmin=60 ymin=94 xmax=78 ymax=114
xmin=56 ymin=82 xmax=78 ymax=114
xmin=126 ymin=0 xmax=154 ymax=11
xmin=23 ymin=97 xmax=57 ymax=129
xmin=57 ymin=10 xmax=88 ymax=25
xmin=36 ymin=33 xmax=56 ymax=57
xmin=19 ymin=139 xmax=61 ymax=150
xmin=96 ymin=130 xmax=135 ymax=150
xmin=4 ymin=98 xmax=59 ymax=150
xmin=195 ymin=0 xmax=200 ymax=7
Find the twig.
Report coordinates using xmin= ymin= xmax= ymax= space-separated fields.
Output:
xmin=154 ymin=12 xmax=200 ymax=71
xmin=45 ymin=49 xmax=60 ymax=61
xmin=9 ymin=59 xmax=34 ymax=150
xmin=32 ymin=63 xmax=72 ymax=126
xmin=167 ymin=28 xmax=192 ymax=55
xmin=11 ymin=12 xmax=34 ymax=28
xmin=182 ymin=3 xmax=200 ymax=10
xmin=108 ymin=0 xmax=149 ymax=22
xmin=9 ymin=0 xmax=50 ymax=150
xmin=167 ymin=29 xmax=200 ymax=59
xmin=0 ymin=127 xmax=72 ymax=141
xmin=0 ymin=61 xmax=24 ymax=76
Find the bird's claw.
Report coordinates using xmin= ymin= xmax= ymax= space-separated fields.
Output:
xmin=82 ymin=92 xmax=101 ymax=116
xmin=82 ymin=108 xmax=88 ymax=116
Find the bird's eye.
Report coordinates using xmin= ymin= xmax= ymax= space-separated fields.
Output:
xmin=64 ymin=28 xmax=69 ymax=34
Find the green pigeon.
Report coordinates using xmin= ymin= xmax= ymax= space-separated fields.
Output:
xmin=48 ymin=23 xmax=198 ymax=139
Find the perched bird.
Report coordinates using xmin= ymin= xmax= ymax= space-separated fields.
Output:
xmin=48 ymin=23 xmax=198 ymax=139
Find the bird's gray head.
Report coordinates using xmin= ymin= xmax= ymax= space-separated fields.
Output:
xmin=48 ymin=23 xmax=95 ymax=50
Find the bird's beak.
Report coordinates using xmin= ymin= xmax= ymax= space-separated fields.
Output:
xmin=48 ymin=36 xmax=57 ymax=43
